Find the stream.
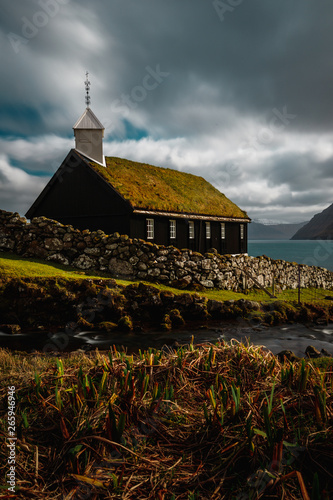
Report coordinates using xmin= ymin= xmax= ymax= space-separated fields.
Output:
xmin=1 ymin=323 xmax=333 ymax=357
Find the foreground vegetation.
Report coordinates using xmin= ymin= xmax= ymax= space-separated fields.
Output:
xmin=0 ymin=341 xmax=332 ymax=499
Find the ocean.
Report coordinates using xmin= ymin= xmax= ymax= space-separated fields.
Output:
xmin=248 ymin=239 xmax=333 ymax=271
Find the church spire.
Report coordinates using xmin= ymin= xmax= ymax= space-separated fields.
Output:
xmin=73 ymin=72 xmax=105 ymax=166
xmin=85 ymin=71 xmax=91 ymax=108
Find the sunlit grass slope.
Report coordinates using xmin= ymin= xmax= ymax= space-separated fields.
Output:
xmin=1 ymin=251 xmax=333 ymax=303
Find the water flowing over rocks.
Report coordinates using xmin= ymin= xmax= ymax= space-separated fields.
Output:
xmin=1 ymin=209 xmax=333 ymax=291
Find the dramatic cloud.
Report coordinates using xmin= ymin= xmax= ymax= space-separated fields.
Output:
xmin=0 ymin=155 xmax=47 ymax=214
xmin=1 ymin=0 xmax=333 ymax=222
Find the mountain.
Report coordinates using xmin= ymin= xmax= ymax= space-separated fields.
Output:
xmin=249 ymin=221 xmax=308 ymax=240
xmin=291 ymin=203 xmax=333 ymax=239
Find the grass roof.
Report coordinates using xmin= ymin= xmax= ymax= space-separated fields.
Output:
xmin=89 ymin=157 xmax=249 ymax=219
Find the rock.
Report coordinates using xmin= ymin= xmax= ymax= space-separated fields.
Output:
xmin=277 ymin=350 xmax=300 ymax=362
xmin=321 ymin=348 xmax=332 ymax=357
xmin=207 ymin=300 xmax=224 ymax=315
xmin=105 ymin=243 xmax=119 ymax=251
xmin=169 ymin=309 xmax=185 ymax=326
xmin=160 ymin=291 xmax=175 ymax=304
xmin=96 ymin=321 xmax=117 ymax=332
xmin=157 ymin=249 xmax=169 ymax=256
xmin=129 ymin=256 xmax=139 ymax=265
xmin=174 ymin=294 xmax=193 ymax=307
xmin=46 ymin=253 xmax=70 ymax=266
xmin=77 ymin=241 xmax=86 ymax=250
xmin=159 ymin=274 xmax=170 ymax=281
xmin=201 ymin=259 xmax=212 ymax=270
xmin=0 ymin=324 xmax=21 ymax=335
xmin=199 ymin=280 xmax=214 ymax=288
xmin=137 ymin=272 xmax=148 ymax=279
xmin=156 ymin=256 xmax=167 ymax=263
xmin=0 ymin=235 xmax=15 ymax=250
xmin=147 ymin=268 xmax=161 ymax=277
xmin=109 ymin=258 xmax=134 ymax=277
xmin=73 ymin=254 xmax=97 ymax=270
xmin=320 ymin=349 xmax=333 ymax=358
xmin=44 ymin=238 xmax=63 ymax=252
xmin=25 ymin=241 xmax=49 ymax=258
xmin=171 ymin=276 xmax=192 ymax=289
xmin=137 ymin=261 xmax=147 ymax=271
xmin=77 ymin=317 xmax=94 ymax=330
xmin=84 ymin=247 xmax=101 ymax=256
xmin=305 ymin=345 xmax=322 ymax=358
xmin=315 ymin=318 xmax=328 ymax=326
xmin=245 ymin=300 xmax=261 ymax=311
xmin=118 ymin=315 xmax=133 ymax=332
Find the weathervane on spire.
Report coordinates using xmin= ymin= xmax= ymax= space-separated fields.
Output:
xmin=85 ymin=71 xmax=91 ymax=108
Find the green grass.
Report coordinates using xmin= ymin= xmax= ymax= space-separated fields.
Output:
xmin=1 ymin=251 xmax=333 ymax=305
xmin=90 ymin=156 xmax=249 ymax=218
xmin=0 ymin=252 xmax=111 ymax=280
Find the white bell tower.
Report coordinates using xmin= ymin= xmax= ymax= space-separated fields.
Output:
xmin=73 ymin=72 xmax=105 ymax=166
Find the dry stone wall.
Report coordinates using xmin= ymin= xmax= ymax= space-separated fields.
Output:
xmin=1 ymin=209 xmax=333 ymax=291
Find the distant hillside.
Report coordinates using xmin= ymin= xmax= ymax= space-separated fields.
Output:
xmin=249 ymin=221 xmax=308 ymax=240
xmin=292 ymin=203 xmax=333 ymax=239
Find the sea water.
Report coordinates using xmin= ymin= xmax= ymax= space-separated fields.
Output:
xmin=248 ymin=240 xmax=333 ymax=271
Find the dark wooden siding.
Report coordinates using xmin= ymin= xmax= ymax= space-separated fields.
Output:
xmin=58 ymin=214 xmax=130 ymax=235
xmin=26 ymin=153 xmax=132 ymax=234
xmin=34 ymin=159 xmax=129 ymax=218
xmin=129 ymin=214 xmax=248 ymax=255
xmin=225 ymin=223 xmax=239 ymax=254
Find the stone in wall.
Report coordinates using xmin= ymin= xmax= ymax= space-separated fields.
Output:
xmin=108 ymin=258 xmax=134 ymax=277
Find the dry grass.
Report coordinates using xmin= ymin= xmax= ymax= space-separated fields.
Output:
xmin=0 ymin=341 xmax=332 ymax=499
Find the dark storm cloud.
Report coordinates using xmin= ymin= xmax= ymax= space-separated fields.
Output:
xmin=3 ymin=0 xmax=333 ymax=136
xmin=88 ymin=0 xmax=333 ymax=136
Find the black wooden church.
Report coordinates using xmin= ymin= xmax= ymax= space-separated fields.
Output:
xmin=26 ymin=77 xmax=250 ymax=255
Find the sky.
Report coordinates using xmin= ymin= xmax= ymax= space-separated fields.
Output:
xmin=1 ymin=0 xmax=333 ymax=224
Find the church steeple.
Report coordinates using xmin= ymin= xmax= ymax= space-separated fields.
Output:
xmin=73 ymin=72 xmax=105 ymax=166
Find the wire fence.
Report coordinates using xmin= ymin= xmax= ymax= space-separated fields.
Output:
xmin=239 ymin=264 xmax=332 ymax=304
